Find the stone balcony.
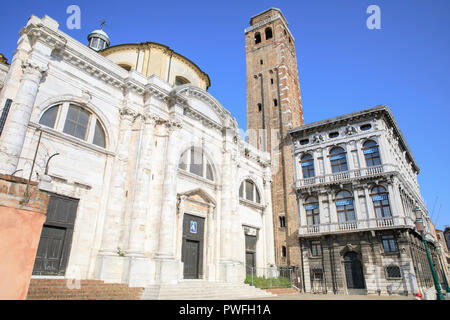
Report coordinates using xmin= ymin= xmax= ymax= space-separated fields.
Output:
xmin=294 ymin=163 xmax=398 ymax=189
xmin=299 ymin=216 xmax=417 ymax=237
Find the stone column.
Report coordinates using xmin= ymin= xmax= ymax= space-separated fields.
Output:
xmin=219 ymin=129 xmax=234 ymax=281
xmin=206 ymin=203 xmax=216 ymax=280
xmin=355 ymin=139 xmax=366 ymax=170
xmin=96 ymin=107 xmax=136 ymax=283
xmin=263 ymin=177 xmax=275 ymax=267
xmin=127 ymin=113 xmax=158 ymax=256
xmin=124 ymin=112 xmax=158 ymax=287
xmin=364 ymin=186 xmax=377 ymax=228
xmin=154 ymin=119 xmax=182 ymax=284
xmin=0 ymin=60 xmax=47 ymax=174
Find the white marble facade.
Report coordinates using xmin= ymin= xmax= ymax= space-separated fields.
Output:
xmin=289 ymin=106 xmax=435 ymax=295
xmin=0 ymin=15 xmax=275 ymax=286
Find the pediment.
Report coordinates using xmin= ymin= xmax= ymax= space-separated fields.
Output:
xmin=179 ymin=188 xmax=216 ymax=206
xmin=175 ymin=85 xmax=231 ymax=127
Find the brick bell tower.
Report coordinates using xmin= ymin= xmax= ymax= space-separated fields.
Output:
xmin=245 ymin=8 xmax=304 ymax=268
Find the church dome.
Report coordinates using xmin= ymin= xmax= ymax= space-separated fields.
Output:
xmin=88 ymin=29 xmax=110 ymax=52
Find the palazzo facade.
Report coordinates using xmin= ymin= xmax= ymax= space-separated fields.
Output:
xmin=289 ymin=106 xmax=446 ymax=296
xmin=0 ymin=15 xmax=275 ymax=287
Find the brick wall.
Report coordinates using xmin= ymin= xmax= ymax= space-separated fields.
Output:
xmin=245 ymin=9 xmax=303 ymax=267
xmin=0 ymin=174 xmax=49 ymax=299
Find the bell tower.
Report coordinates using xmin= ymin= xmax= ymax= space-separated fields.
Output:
xmin=245 ymin=8 xmax=304 ymax=267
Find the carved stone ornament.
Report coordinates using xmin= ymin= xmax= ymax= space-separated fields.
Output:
xmin=312 ymin=134 xmax=324 ymax=144
xmin=21 ymin=61 xmax=48 ymax=82
xmin=344 ymin=125 xmax=357 ymax=136
xmin=119 ymin=106 xmax=138 ymax=121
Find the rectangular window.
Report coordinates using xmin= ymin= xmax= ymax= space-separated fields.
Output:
xmin=382 ymin=235 xmax=397 ymax=253
xmin=279 ymin=216 xmax=286 ymax=228
xmin=0 ymin=99 xmax=12 ymax=137
xmin=311 ymin=243 xmax=322 ymax=256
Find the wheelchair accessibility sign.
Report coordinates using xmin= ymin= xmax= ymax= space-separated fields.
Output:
xmin=190 ymin=221 xmax=197 ymax=234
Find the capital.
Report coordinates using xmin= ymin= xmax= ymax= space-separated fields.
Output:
xmin=21 ymin=60 xmax=48 ymax=82
xmin=142 ymin=112 xmax=160 ymax=126
xmin=120 ymin=106 xmax=138 ymax=122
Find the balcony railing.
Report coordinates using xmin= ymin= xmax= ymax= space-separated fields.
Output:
xmin=295 ymin=164 xmax=398 ymax=188
xmin=299 ymin=216 xmax=413 ymax=236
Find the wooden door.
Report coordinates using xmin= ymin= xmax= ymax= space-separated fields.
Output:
xmin=32 ymin=193 xmax=79 ymax=275
xmin=182 ymin=214 xmax=204 ymax=279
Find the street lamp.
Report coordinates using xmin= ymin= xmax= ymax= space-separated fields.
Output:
xmin=414 ymin=207 xmax=445 ymax=300
xmin=436 ymin=246 xmax=450 ymax=297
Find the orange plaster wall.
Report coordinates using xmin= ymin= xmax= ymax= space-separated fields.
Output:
xmin=0 ymin=206 xmax=46 ymax=299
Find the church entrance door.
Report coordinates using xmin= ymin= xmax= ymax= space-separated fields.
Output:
xmin=182 ymin=214 xmax=204 ymax=279
xmin=32 ymin=193 xmax=78 ymax=275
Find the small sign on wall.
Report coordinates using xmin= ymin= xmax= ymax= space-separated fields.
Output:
xmin=190 ymin=221 xmax=197 ymax=234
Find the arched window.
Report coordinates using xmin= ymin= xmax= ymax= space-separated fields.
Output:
xmin=330 ymin=147 xmax=348 ymax=173
xmin=178 ymin=147 xmax=214 ymax=181
xmin=39 ymin=105 xmax=59 ymax=128
xmin=265 ymin=27 xmax=273 ymax=40
xmin=254 ymin=32 xmax=261 ymax=44
xmin=363 ymin=140 xmax=381 ymax=167
xmin=39 ymin=103 xmax=107 ymax=148
xmin=305 ymin=197 xmax=320 ymax=225
xmin=63 ymin=105 xmax=90 ymax=140
xmin=336 ymin=190 xmax=355 ymax=222
xmin=300 ymin=154 xmax=315 ymax=178
xmin=371 ymin=186 xmax=391 ymax=218
xmin=239 ymin=179 xmax=261 ymax=204
xmin=175 ymin=76 xmax=190 ymax=86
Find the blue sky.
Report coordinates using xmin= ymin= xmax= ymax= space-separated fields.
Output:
xmin=1 ymin=0 xmax=449 ymax=229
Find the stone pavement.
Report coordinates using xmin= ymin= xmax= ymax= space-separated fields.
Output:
xmin=249 ymin=293 xmax=412 ymax=300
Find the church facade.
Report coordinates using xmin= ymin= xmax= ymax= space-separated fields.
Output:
xmin=0 ymin=15 xmax=275 ymax=287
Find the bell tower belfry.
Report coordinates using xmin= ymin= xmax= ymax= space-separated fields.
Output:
xmin=245 ymin=8 xmax=304 ymax=267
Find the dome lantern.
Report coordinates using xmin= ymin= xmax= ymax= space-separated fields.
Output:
xmin=87 ymin=21 xmax=110 ymax=51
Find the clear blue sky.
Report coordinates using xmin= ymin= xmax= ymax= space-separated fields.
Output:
xmin=1 ymin=0 xmax=449 ymax=229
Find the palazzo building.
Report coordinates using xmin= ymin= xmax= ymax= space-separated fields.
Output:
xmin=0 ymin=15 xmax=276 ymax=288
xmin=289 ymin=106 xmax=446 ymax=295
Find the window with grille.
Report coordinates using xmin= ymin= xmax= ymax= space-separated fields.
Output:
xmin=385 ymin=265 xmax=402 ymax=279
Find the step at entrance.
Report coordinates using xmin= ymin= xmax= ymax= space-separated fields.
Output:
xmin=141 ymin=280 xmax=277 ymax=300
xmin=27 ymin=279 xmax=144 ymax=300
